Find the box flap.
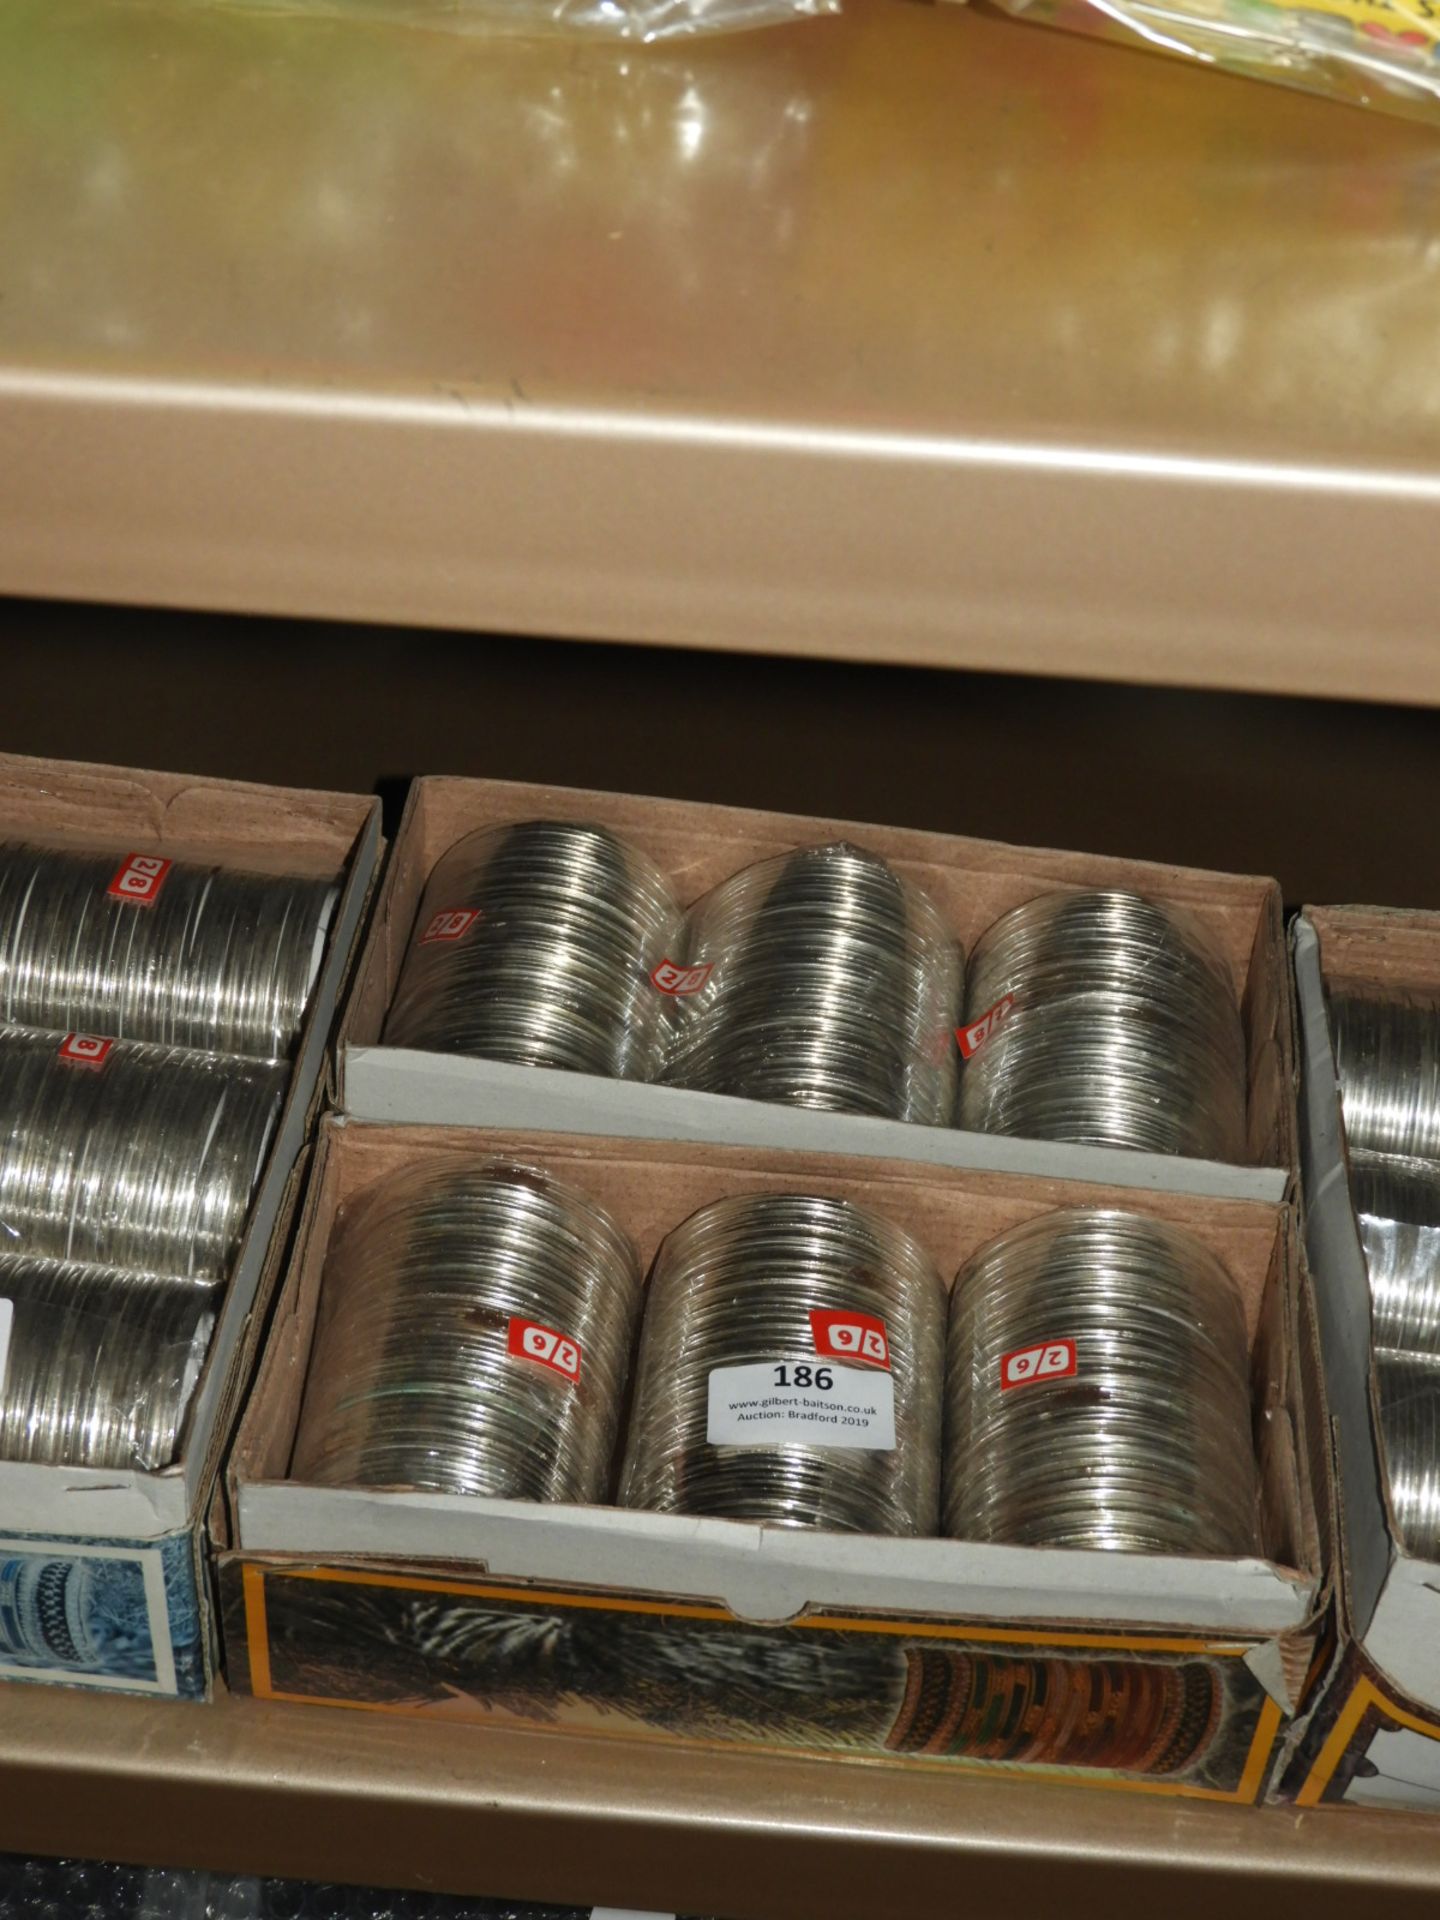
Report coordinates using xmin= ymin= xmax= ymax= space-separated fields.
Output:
xmin=236 ymin=1480 xmax=1315 ymax=1635
xmin=1365 ymin=1555 xmax=1440 ymax=1705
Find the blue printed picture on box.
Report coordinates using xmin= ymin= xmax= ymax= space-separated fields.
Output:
xmin=0 ymin=1532 xmax=204 ymax=1695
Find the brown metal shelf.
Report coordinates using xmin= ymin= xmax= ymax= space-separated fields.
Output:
xmin=2 ymin=1681 xmax=1438 ymax=1916
xmin=1 ymin=0 xmax=1438 ymax=698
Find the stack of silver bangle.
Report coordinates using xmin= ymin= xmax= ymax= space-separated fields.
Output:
xmin=658 ymin=843 xmax=962 ymax=1123
xmin=0 ymin=839 xmax=341 ymax=1475
xmin=291 ymin=1160 xmax=642 ymax=1502
xmin=944 ymin=1209 xmax=1258 ymax=1556
xmin=1332 ymin=987 xmax=1440 ymax=1557
xmin=1374 ymin=1355 xmax=1440 ymax=1559
xmin=1353 ymin=1153 xmax=1440 ymax=1360
xmin=957 ymin=890 xmax=1248 ymax=1161
xmin=1330 ymin=985 xmax=1440 ymax=1165
xmin=0 ymin=842 xmax=336 ymax=1060
xmin=619 ymin=1193 xmax=946 ymax=1534
xmin=384 ymin=820 xmax=682 ymax=1078
xmin=0 ymin=1257 xmax=221 ymax=1470
xmin=0 ymin=1026 xmax=284 ymax=1281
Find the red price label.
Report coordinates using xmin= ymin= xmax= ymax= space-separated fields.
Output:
xmin=1000 ymin=1338 xmax=1077 ymax=1392
xmin=651 ymin=959 xmax=712 ymax=996
xmin=957 ymin=993 xmax=1016 ymax=1061
xmin=57 ymin=1033 xmax=115 ymax=1071
xmin=810 ymin=1308 xmax=891 ymax=1370
xmin=107 ymin=854 xmax=171 ymax=907
xmin=419 ymin=908 xmax=481 ymax=945
xmin=507 ymin=1317 xmax=582 ymax=1384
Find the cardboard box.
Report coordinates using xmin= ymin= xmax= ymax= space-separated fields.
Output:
xmin=0 ymin=753 xmax=382 ymax=1698
xmin=337 ymin=777 xmax=1295 ymax=1204
xmin=1284 ymin=907 xmax=1440 ymax=1809
xmin=220 ymin=1115 xmax=1328 ymax=1801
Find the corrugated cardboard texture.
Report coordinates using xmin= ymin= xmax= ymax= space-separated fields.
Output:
xmin=193 ymin=1149 xmax=311 ymax=1515
xmin=0 ymin=753 xmax=369 ymax=879
xmin=1309 ymin=904 xmax=1440 ymax=1000
xmin=232 ymin=1118 xmax=1319 ymax=1587
xmin=339 ymin=776 xmax=1295 ymax=1175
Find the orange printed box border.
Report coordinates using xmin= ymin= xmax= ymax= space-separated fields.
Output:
xmin=1295 ymin=1666 xmax=1440 ymax=1807
xmin=233 ymin=1561 xmax=1285 ymax=1805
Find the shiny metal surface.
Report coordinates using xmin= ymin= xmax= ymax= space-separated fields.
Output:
xmin=1351 ymin=1150 xmax=1440 ymax=1231
xmin=1362 ymin=1213 xmax=1440 ymax=1359
xmin=0 ymin=1257 xmax=219 ymax=1471
xmin=1353 ymin=1150 xmax=1440 ymax=1357
xmin=4 ymin=1684 xmax=1440 ymax=1917
xmin=944 ymin=1209 xmax=1257 ymax=1555
xmin=1 ymin=0 xmax=1438 ymax=695
xmin=661 ymin=843 xmax=961 ymax=1123
xmin=0 ymin=1027 xmax=283 ymax=1281
xmin=0 ymin=844 xmax=336 ymax=1062
xmin=1375 ymin=1353 xmax=1440 ymax=1559
xmin=1331 ymin=987 xmax=1440 ymax=1164
xmin=292 ymin=1159 xmax=641 ymax=1501
xmin=384 ymin=821 xmax=680 ymax=1077
xmin=958 ymin=890 xmax=1248 ymax=1161
xmin=620 ymin=1192 xmax=945 ymax=1533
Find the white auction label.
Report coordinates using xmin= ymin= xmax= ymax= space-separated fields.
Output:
xmin=0 ymin=1298 xmax=11 ymax=1392
xmin=706 ymin=1358 xmax=895 ymax=1450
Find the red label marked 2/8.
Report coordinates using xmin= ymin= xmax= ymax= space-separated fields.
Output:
xmin=507 ymin=1317 xmax=582 ymax=1384
xmin=957 ymin=993 xmax=1016 ymax=1060
xmin=420 ymin=909 xmax=481 ymax=945
xmin=1000 ymin=1338 xmax=1077 ymax=1391
xmin=57 ymin=1033 xmax=115 ymax=1071
xmin=107 ymin=854 xmax=171 ymax=907
xmin=810 ymin=1309 xmax=891 ymax=1370
xmin=651 ymin=959 xmax=713 ymax=996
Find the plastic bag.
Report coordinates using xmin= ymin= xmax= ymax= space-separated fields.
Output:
xmin=657 ymin=842 xmax=962 ymax=1126
xmin=385 ymin=821 xmax=680 ymax=1078
xmin=0 ymin=843 xmax=337 ymax=1062
xmin=0 ymin=1027 xmax=283 ymax=1281
xmin=0 ymin=1259 xmax=219 ymax=1472
xmin=197 ymin=0 xmax=837 ymax=42
xmin=985 ymin=0 xmax=1440 ymax=122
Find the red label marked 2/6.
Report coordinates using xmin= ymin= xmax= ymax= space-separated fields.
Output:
xmin=57 ymin=1033 xmax=115 ymax=1071
xmin=107 ymin=854 xmax=171 ymax=907
xmin=957 ymin=993 xmax=1016 ymax=1060
xmin=810 ymin=1308 xmax=891 ymax=1370
xmin=507 ymin=1317 xmax=582 ymax=1384
xmin=420 ymin=908 xmax=481 ymax=945
xmin=651 ymin=959 xmax=712 ymax=996
xmin=1000 ymin=1338 xmax=1077 ymax=1391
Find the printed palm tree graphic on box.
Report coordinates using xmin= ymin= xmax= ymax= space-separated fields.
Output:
xmin=241 ymin=1569 xmax=1278 ymax=1794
